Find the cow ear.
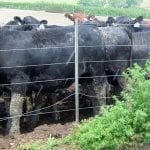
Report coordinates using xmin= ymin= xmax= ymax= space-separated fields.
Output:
xmin=14 ymin=16 xmax=22 ymax=23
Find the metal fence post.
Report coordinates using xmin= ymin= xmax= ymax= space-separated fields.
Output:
xmin=75 ymin=19 xmax=79 ymax=123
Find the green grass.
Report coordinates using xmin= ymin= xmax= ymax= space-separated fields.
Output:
xmin=0 ymin=0 xmax=77 ymax=4
xmin=19 ymin=135 xmax=56 ymax=150
xmin=0 ymin=1 xmax=150 ymax=18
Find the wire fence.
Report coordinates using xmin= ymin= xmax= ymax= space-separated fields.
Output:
xmin=0 ymin=59 xmax=147 ymax=69
xmin=1 ymin=23 xmax=150 ymax=28
xmin=0 ymin=18 xmax=149 ymax=131
xmin=0 ymin=93 xmax=118 ymax=122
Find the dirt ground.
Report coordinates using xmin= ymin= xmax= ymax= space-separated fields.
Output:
xmin=0 ymin=8 xmax=107 ymax=26
xmin=0 ymin=123 xmax=74 ymax=150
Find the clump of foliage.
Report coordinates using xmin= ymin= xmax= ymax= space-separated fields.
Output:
xmin=66 ymin=60 xmax=150 ymax=150
xmin=19 ymin=135 xmax=56 ymax=150
xmin=78 ymin=0 xmax=143 ymax=8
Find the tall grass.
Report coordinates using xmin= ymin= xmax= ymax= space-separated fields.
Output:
xmin=0 ymin=1 xmax=150 ymax=18
xmin=0 ymin=0 xmax=78 ymax=4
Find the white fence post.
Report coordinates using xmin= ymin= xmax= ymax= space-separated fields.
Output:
xmin=75 ymin=19 xmax=79 ymax=123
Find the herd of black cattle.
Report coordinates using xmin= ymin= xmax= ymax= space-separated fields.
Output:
xmin=0 ymin=15 xmax=149 ymax=135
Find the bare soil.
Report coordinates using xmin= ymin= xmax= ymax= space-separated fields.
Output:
xmin=0 ymin=8 xmax=107 ymax=26
xmin=0 ymin=123 xmax=74 ymax=150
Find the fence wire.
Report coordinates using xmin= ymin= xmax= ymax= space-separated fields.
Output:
xmin=0 ymin=74 xmax=127 ymax=86
xmin=0 ymin=19 xmax=149 ymax=127
xmin=0 ymin=22 xmax=150 ymax=27
xmin=0 ymin=44 xmax=149 ymax=52
xmin=0 ymin=95 xmax=116 ymax=122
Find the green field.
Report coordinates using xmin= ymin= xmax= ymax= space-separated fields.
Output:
xmin=0 ymin=0 xmax=77 ymax=4
xmin=1 ymin=0 xmax=149 ymax=7
xmin=0 ymin=0 xmax=150 ymax=18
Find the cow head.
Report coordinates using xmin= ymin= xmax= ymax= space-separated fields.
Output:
xmin=106 ymin=17 xmax=116 ymax=26
xmin=132 ymin=16 xmax=144 ymax=32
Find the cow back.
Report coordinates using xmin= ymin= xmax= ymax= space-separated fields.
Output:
xmin=0 ymin=25 xmax=105 ymax=87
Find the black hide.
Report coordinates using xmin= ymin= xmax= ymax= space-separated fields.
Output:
xmin=132 ymin=32 xmax=150 ymax=66
xmin=0 ymin=25 xmax=105 ymax=91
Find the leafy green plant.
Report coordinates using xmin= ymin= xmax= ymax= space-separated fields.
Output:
xmin=19 ymin=135 xmax=56 ymax=150
xmin=19 ymin=141 xmax=40 ymax=150
xmin=66 ymin=60 xmax=150 ymax=150
xmin=41 ymin=135 xmax=56 ymax=150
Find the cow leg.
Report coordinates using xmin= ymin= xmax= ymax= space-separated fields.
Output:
xmin=51 ymin=93 xmax=60 ymax=121
xmin=7 ymin=93 xmax=24 ymax=134
xmin=3 ymin=89 xmax=11 ymax=119
xmin=106 ymin=83 xmax=114 ymax=105
xmin=6 ymin=73 xmax=28 ymax=134
xmin=92 ymin=76 xmax=108 ymax=115
xmin=80 ymin=76 xmax=107 ymax=116
xmin=26 ymin=105 xmax=41 ymax=130
xmin=5 ymin=99 xmax=10 ymax=134
xmin=25 ymin=90 xmax=43 ymax=130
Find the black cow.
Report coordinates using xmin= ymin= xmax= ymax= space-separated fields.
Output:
xmin=114 ymin=16 xmax=150 ymax=32
xmin=115 ymin=16 xmax=132 ymax=24
xmin=1 ymin=16 xmax=49 ymax=31
xmin=22 ymin=16 xmax=40 ymax=31
xmin=132 ymin=32 xmax=150 ymax=66
xmin=98 ymin=26 xmax=131 ymax=97
xmin=0 ymin=25 xmax=106 ymax=134
xmin=98 ymin=26 xmax=150 ymax=99
xmin=22 ymin=16 xmax=59 ymax=30
xmin=1 ymin=16 xmax=23 ymax=31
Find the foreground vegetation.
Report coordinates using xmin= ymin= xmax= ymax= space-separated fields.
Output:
xmin=19 ymin=135 xmax=56 ymax=150
xmin=65 ymin=60 xmax=150 ymax=149
xmin=20 ymin=59 xmax=150 ymax=149
xmin=0 ymin=1 xmax=150 ymax=18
